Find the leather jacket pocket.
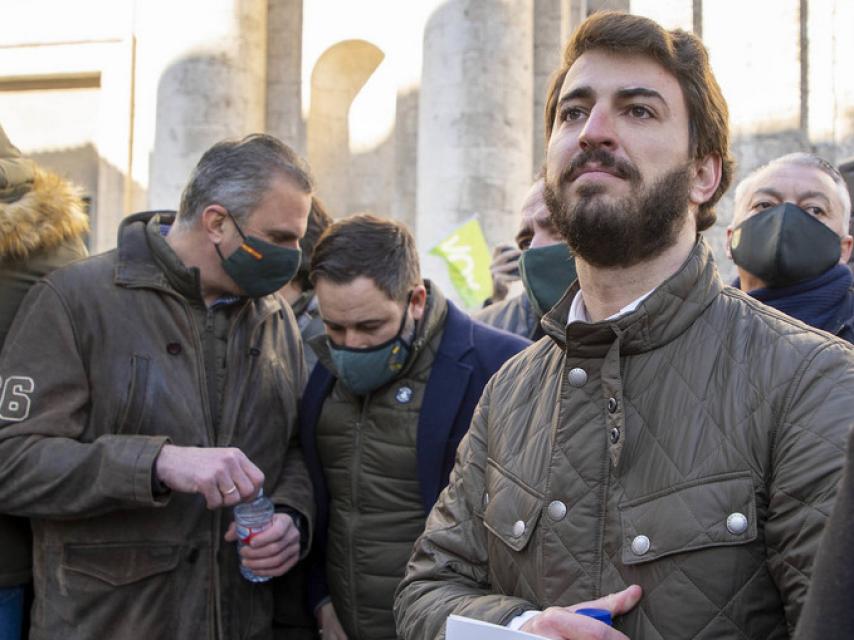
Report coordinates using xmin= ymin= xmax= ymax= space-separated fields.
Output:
xmin=116 ymin=354 xmax=150 ymax=435
xmin=62 ymin=542 xmax=181 ymax=586
xmin=618 ymin=472 xmax=757 ymax=565
xmin=483 ymin=458 xmax=544 ymax=552
xmin=54 ymin=543 xmax=185 ymax=635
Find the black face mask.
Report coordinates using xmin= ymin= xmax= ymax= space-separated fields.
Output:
xmin=731 ymin=203 xmax=841 ymax=288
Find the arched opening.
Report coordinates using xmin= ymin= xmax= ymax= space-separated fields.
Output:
xmin=307 ymin=40 xmax=384 ymax=218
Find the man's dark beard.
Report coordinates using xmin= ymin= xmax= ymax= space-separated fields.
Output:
xmin=545 ymin=154 xmax=693 ymax=269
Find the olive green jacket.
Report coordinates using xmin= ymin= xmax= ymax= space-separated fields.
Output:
xmin=395 ymin=239 xmax=854 ymax=640
xmin=0 ymin=165 xmax=88 ymax=588
xmin=0 ymin=212 xmax=313 ymax=639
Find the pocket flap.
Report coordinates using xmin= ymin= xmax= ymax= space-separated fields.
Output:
xmin=619 ymin=472 xmax=757 ymax=565
xmin=483 ymin=458 xmax=543 ymax=552
xmin=63 ymin=543 xmax=182 ymax=586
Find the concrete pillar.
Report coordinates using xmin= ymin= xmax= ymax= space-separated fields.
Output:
xmin=147 ymin=0 xmax=268 ymax=210
xmin=533 ymin=0 xmax=566 ymax=174
xmin=266 ymin=0 xmax=304 ymax=155
xmin=392 ymin=88 xmax=420 ymax=232
xmin=417 ymin=0 xmax=534 ymax=301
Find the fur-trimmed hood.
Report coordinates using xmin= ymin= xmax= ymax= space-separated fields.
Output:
xmin=0 ymin=167 xmax=89 ymax=260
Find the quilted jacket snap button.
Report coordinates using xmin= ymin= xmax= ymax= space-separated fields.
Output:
xmin=631 ymin=534 xmax=650 ymax=556
xmin=547 ymin=500 xmax=567 ymax=522
xmin=482 ymin=492 xmax=489 ymax=508
xmin=512 ymin=520 xmax=526 ymax=537
xmin=726 ymin=512 xmax=748 ymax=535
xmin=609 ymin=427 xmax=620 ymax=444
xmin=568 ymin=368 xmax=587 ymax=387
xmin=607 ymin=397 xmax=618 ymax=413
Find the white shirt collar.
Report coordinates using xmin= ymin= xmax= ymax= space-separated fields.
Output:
xmin=567 ymin=288 xmax=656 ymax=325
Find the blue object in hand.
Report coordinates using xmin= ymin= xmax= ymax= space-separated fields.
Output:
xmin=575 ymin=608 xmax=613 ymax=626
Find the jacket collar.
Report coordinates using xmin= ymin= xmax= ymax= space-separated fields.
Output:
xmin=541 ymin=237 xmax=723 ymax=358
xmin=114 ymin=210 xmax=282 ymax=320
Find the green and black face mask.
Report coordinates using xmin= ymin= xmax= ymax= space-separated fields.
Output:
xmin=731 ymin=203 xmax=841 ymax=288
xmin=216 ymin=212 xmax=302 ymax=298
xmin=519 ymin=243 xmax=577 ymax=318
xmin=327 ymin=303 xmax=412 ymax=396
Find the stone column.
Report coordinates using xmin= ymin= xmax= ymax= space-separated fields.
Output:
xmin=533 ymin=0 xmax=566 ymax=174
xmin=147 ymin=0 xmax=267 ymax=210
xmin=417 ymin=0 xmax=534 ymax=304
xmin=266 ymin=0 xmax=304 ymax=154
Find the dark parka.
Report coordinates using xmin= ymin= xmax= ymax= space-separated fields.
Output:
xmin=301 ymin=285 xmax=529 ymax=639
xmin=395 ymin=239 xmax=854 ymax=640
xmin=474 ymin=293 xmax=542 ymax=340
xmin=0 ymin=129 xmax=89 ymax=589
xmin=0 ymin=212 xmax=314 ymax=640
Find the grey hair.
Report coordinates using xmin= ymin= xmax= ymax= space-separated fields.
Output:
xmin=733 ymin=152 xmax=852 ymax=230
xmin=176 ymin=133 xmax=313 ymax=226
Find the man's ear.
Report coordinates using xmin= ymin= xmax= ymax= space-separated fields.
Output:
xmin=840 ymin=234 xmax=853 ymax=264
xmin=725 ymin=225 xmax=734 ymax=260
xmin=409 ymin=284 xmax=428 ymax=321
xmin=689 ymin=154 xmax=722 ymax=208
xmin=201 ymin=205 xmax=230 ymax=244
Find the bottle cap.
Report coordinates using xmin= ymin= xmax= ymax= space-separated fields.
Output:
xmin=574 ymin=608 xmax=612 ymax=626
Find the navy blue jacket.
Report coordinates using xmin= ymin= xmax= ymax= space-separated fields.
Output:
xmin=299 ymin=300 xmax=530 ymax=609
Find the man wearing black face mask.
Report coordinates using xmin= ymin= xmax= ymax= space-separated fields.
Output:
xmin=297 ymin=214 xmax=529 ymax=640
xmin=0 ymin=134 xmax=315 ymax=639
xmin=475 ymin=178 xmax=576 ymax=339
xmin=728 ymin=152 xmax=854 ymax=343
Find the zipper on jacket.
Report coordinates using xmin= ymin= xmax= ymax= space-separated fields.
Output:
xmin=346 ymin=394 xmax=370 ymax=636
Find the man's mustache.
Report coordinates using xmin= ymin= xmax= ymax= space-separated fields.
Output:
xmin=559 ymin=149 xmax=642 ymax=186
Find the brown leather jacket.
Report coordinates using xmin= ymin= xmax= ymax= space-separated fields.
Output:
xmin=395 ymin=239 xmax=854 ymax=639
xmin=0 ymin=212 xmax=313 ymax=640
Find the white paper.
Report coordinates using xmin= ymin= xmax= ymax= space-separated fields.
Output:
xmin=445 ymin=615 xmax=546 ymax=639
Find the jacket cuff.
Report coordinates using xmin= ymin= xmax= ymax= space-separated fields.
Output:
xmin=101 ymin=435 xmax=171 ymax=506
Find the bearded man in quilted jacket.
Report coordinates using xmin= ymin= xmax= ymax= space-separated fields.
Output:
xmin=395 ymin=11 xmax=854 ymax=640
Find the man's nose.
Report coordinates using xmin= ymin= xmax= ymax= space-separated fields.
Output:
xmin=578 ymin=106 xmax=617 ymax=151
xmin=343 ymin=331 xmax=364 ymax=349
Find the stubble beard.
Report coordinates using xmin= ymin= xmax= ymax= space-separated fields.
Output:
xmin=545 ymin=156 xmax=694 ymax=269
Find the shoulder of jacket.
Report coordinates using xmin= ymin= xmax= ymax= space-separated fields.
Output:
xmin=0 ymin=168 xmax=89 ymax=260
xmin=717 ymin=285 xmax=852 ymax=354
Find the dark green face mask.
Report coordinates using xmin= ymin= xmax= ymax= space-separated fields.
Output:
xmin=328 ymin=303 xmax=412 ymax=396
xmin=519 ymin=243 xmax=577 ymax=318
xmin=215 ymin=213 xmax=302 ymax=298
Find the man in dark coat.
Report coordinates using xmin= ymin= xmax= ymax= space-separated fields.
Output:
xmin=300 ymin=214 xmax=529 ymax=640
xmin=0 ymin=124 xmax=88 ymax=639
xmin=727 ymin=152 xmax=854 ymax=343
xmin=0 ymin=134 xmax=315 ymax=640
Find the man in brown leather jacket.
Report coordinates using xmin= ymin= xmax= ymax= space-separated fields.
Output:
xmin=0 ymin=134 xmax=315 ymax=640
xmin=395 ymin=12 xmax=854 ymax=640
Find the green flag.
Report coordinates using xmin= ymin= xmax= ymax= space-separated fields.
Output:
xmin=429 ymin=217 xmax=493 ymax=308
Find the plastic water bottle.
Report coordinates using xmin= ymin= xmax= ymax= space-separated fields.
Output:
xmin=233 ymin=490 xmax=274 ymax=583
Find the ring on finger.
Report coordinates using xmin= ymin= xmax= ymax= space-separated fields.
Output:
xmin=223 ymin=486 xmax=238 ymax=495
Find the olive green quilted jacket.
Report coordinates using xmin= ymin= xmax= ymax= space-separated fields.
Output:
xmin=395 ymin=239 xmax=854 ymax=640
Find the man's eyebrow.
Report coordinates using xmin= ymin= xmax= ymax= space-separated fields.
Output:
xmin=615 ymin=87 xmax=669 ymax=111
xmin=751 ymin=187 xmax=784 ymax=201
xmin=557 ymin=86 xmax=594 ymax=107
xmin=797 ymin=190 xmax=832 ymax=206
